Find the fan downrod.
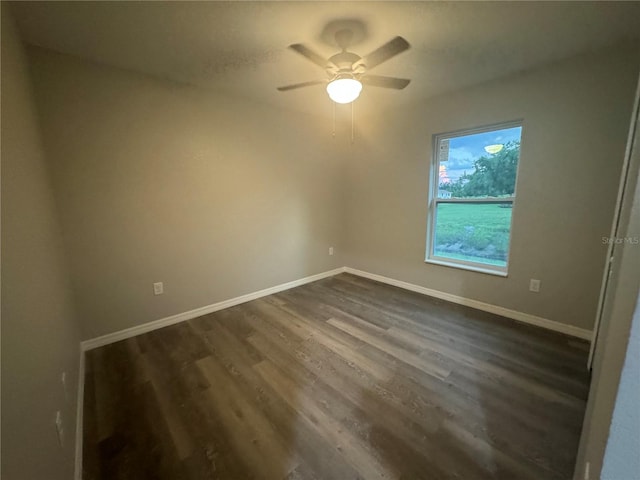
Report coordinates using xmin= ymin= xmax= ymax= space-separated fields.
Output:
xmin=335 ymin=29 xmax=354 ymax=51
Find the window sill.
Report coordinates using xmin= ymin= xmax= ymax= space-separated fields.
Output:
xmin=425 ymin=257 xmax=508 ymax=277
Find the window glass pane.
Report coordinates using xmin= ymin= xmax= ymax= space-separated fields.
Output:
xmin=433 ymin=202 xmax=513 ymax=267
xmin=438 ymin=126 xmax=522 ymax=199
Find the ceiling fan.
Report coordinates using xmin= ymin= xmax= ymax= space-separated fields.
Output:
xmin=277 ymin=29 xmax=411 ymax=104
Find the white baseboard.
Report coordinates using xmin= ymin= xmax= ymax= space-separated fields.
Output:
xmin=80 ymin=264 xmax=592 ymax=352
xmin=81 ymin=267 xmax=346 ymax=351
xmin=74 ymin=346 xmax=85 ymax=480
xmin=344 ymin=267 xmax=592 ymax=340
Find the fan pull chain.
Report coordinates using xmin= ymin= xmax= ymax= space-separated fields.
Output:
xmin=351 ymin=101 xmax=355 ymax=144
xmin=332 ymin=101 xmax=336 ymax=138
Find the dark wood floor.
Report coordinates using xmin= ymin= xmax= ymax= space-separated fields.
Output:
xmin=82 ymin=273 xmax=590 ymax=480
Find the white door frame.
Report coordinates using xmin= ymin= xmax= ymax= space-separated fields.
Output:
xmin=588 ymin=76 xmax=640 ymax=369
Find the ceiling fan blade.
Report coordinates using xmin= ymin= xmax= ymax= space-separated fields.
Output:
xmin=361 ymin=75 xmax=411 ymax=90
xmin=277 ymin=80 xmax=324 ymax=91
xmin=359 ymin=36 xmax=410 ymax=70
xmin=289 ymin=44 xmax=332 ymax=69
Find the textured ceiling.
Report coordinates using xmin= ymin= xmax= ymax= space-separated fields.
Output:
xmin=10 ymin=1 xmax=640 ymax=117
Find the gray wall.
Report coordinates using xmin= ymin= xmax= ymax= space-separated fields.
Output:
xmin=28 ymin=48 xmax=346 ymax=340
xmin=1 ymin=6 xmax=81 ymax=479
xmin=3 ymin=10 xmax=639 ymax=479
xmin=343 ymin=47 xmax=639 ymax=331
xmin=26 ymin=44 xmax=639 ymax=340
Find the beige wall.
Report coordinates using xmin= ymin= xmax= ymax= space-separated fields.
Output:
xmin=1 ymin=6 xmax=81 ymax=479
xmin=343 ymin=47 xmax=639 ymax=331
xmin=28 ymin=48 xmax=346 ymax=340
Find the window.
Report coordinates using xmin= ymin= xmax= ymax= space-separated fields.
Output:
xmin=426 ymin=121 xmax=523 ymax=275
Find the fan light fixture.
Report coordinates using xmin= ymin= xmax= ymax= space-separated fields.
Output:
xmin=326 ymin=75 xmax=362 ymax=104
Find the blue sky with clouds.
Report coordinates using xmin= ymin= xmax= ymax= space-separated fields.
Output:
xmin=440 ymin=126 xmax=522 ymax=183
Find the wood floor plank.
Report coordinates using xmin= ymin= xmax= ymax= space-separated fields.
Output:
xmin=141 ymin=349 xmax=195 ymax=460
xmin=256 ymin=297 xmax=396 ymax=383
xmin=328 ymin=275 xmax=586 ymax=361
xmin=253 ymin=359 xmax=401 ymax=480
xmin=136 ymin=331 xmax=252 ymax=479
xmin=318 ymin=275 xmax=580 ymax=359
xmin=304 ymin=278 xmax=589 ymax=397
xmin=83 ymin=273 xmax=589 ymax=479
xmin=196 ymin=356 xmax=300 ymax=480
xmin=327 ymin=317 xmax=452 ymax=381
xmin=202 ymin=319 xmax=362 ymax=480
xmin=248 ymin=320 xmax=514 ymax=480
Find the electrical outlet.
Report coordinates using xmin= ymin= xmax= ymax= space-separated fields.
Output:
xmin=529 ymin=279 xmax=541 ymax=293
xmin=584 ymin=461 xmax=590 ymax=479
xmin=329 ymin=247 xmax=334 ymax=256
xmin=55 ymin=410 xmax=64 ymax=447
xmin=153 ymin=282 xmax=164 ymax=295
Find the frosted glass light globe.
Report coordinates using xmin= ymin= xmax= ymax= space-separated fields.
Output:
xmin=326 ymin=78 xmax=362 ymax=104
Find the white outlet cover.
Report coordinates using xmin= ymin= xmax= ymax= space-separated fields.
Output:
xmin=529 ymin=279 xmax=541 ymax=292
xmin=153 ymin=282 xmax=164 ymax=295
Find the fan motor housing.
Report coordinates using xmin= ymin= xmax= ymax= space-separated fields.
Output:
xmin=328 ymin=51 xmax=362 ymax=71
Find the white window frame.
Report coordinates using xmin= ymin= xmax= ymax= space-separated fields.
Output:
xmin=425 ymin=120 xmax=523 ymax=277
